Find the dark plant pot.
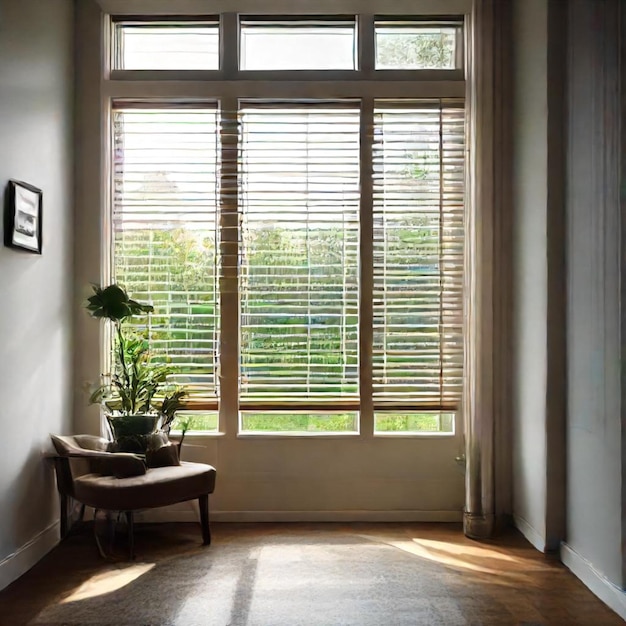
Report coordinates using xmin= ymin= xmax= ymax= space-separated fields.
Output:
xmin=107 ymin=414 xmax=160 ymax=453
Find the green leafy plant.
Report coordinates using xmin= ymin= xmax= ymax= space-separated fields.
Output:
xmin=86 ymin=284 xmax=186 ymax=432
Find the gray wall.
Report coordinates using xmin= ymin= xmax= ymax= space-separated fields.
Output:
xmin=565 ymin=0 xmax=623 ymax=588
xmin=511 ymin=0 xmax=566 ymax=552
xmin=511 ymin=0 xmax=549 ymax=549
xmin=0 ymin=0 xmax=74 ymax=589
xmin=513 ymin=0 xmax=625 ymax=600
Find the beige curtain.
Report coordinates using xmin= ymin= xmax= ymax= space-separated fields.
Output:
xmin=463 ymin=0 xmax=512 ymax=540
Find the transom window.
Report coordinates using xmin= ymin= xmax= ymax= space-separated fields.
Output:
xmin=107 ymin=8 xmax=466 ymax=435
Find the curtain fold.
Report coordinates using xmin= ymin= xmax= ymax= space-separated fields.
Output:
xmin=463 ymin=0 xmax=512 ymax=539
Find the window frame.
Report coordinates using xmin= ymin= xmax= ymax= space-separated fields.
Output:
xmin=100 ymin=0 xmax=469 ymax=438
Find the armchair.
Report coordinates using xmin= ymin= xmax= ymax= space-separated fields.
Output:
xmin=50 ymin=434 xmax=216 ymax=558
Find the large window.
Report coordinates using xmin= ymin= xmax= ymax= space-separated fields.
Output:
xmin=109 ymin=10 xmax=466 ymax=435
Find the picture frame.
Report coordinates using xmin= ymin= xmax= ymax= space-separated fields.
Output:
xmin=4 ymin=180 xmax=43 ymax=254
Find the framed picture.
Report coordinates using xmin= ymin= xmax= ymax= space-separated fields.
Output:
xmin=4 ymin=180 xmax=43 ymax=254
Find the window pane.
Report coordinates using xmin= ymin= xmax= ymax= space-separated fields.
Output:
xmin=375 ymin=412 xmax=455 ymax=434
xmin=239 ymin=106 xmax=360 ymax=423
xmin=375 ymin=23 xmax=459 ymax=70
xmin=240 ymin=20 xmax=356 ymax=70
xmin=372 ymin=104 xmax=465 ymax=429
xmin=113 ymin=22 xmax=219 ymax=70
xmin=171 ymin=411 xmax=219 ymax=433
xmin=112 ymin=107 xmax=219 ymax=402
xmin=240 ymin=412 xmax=358 ymax=433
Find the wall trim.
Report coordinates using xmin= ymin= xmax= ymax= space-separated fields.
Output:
xmin=513 ymin=514 xmax=546 ymax=552
xmin=97 ymin=0 xmax=473 ymax=17
xmin=0 ymin=522 xmax=59 ymax=592
xmin=561 ymin=542 xmax=626 ymax=621
xmin=135 ymin=509 xmax=464 ymax=524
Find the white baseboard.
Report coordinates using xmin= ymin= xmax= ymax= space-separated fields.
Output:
xmin=561 ymin=543 xmax=626 ymax=621
xmin=513 ymin=514 xmax=546 ymax=552
xmin=0 ymin=521 xmax=59 ymax=591
xmin=136 ymin=508 xmax=463 ymax=523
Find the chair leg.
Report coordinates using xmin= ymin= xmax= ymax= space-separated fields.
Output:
xmin=199 ymin=494 xmax=211 ymax=545
xmin=59 ymin=494 xmax=68 ymax=539
xmin=93 ymin=509 xmax=108 ymax=559
xmin=125 ymin=511 xmax=135 ymax=560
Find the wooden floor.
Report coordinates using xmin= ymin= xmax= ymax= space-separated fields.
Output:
xmin=0 ymin=522 xmax=623 ymax=625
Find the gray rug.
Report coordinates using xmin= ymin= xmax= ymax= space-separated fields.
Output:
xmin=30 ymin=530 xmax=480 ymax=626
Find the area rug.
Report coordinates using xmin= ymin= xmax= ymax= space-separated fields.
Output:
xmin=30 ymin=527 xmax=479 ymax=626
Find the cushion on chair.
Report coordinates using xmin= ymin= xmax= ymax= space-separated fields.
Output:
xmin=73 ymin=462 xmax=217 ymax=510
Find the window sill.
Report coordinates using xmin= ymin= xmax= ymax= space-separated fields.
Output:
xmin=374 ymin=431 xmax=456 ymax=438
xmin=169 ymin=431 xmax=456 ymax=439
xmin=170 ymin=431 xmax=225 ymax=438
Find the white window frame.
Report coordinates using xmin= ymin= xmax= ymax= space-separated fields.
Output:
xmin=96 ymin=0 xmax=470 ymax=438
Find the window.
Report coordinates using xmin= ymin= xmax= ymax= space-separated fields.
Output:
xmin=374 ymin=21 xmax=462 ymax=70
xmin=239 ymin=105 xmax=360 ymax=431
xmin=108 ymin=9 xmax=466 ymax=435
xmin=112 ymin=19 xmax=219 ymax=70
xmin=112 ymin=106 xmax=220 ymax=429
xmin=240 ymin=17 xmax=357 ymax=70
xmin=372 ymin=104 xmax=464 ymax=433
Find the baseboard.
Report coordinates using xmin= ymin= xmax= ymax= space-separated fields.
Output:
xmin=134 ymin=507 xmax=199 ymax=523
xmin=0 ymin=521 xmax=59 ymax=591
xmin=136 ymin=508 xmax=463 ymax=523
xmin=561 ymin=543 xmax=626 ymax=621
xmin=513 ymin=514 xmax=546 ymax=552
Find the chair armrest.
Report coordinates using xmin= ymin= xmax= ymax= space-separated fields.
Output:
xmin=50 ymin=434 xmax=147 ymax=478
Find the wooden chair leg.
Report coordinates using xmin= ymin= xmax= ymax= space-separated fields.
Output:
xmin=125 ymin=511 xmax=135 ymax=560
xmin=199 ymin=494 xmax=211 ymax=545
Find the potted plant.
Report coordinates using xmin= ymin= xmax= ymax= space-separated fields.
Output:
xmin=85 ymin=284 xmax=186 ymax=452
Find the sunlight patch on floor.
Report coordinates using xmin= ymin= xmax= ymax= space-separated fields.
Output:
xmin=412 ymin=538 xmax=519 ymax=562
xmin=354 ymin=533 xmax=544 ymax=585
xmin=61 ymin=563 xmax=155 ymax=604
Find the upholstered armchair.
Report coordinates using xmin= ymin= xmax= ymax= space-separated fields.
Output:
xmin=50 ymin=434 xmax=216 ymax=558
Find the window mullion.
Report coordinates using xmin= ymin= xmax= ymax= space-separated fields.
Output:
xmin=358 ymin=14 xmax=375 ymax=78
xmin=219 ymin=99 xmax=239 ymax=436
xmin=359 ymin=99 xmax=374 ymax=436
xmin=220 ymin=13 xmax=239 ymax=78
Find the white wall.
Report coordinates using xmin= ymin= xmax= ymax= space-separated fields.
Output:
xmin=0 ymin=0 xmax=74 ymax=590
xmin=562 ymin=0 xmax=623 ymax=600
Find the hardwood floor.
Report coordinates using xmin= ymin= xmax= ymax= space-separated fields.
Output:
xmin=0 ymin=522 xmax=622 ymax=625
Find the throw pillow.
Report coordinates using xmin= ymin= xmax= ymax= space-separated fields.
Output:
xmin=145 ymin=439 xmax=180 ymax=468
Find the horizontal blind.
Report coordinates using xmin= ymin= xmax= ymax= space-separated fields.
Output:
xmin=112 ymin=106 xmax=219 ymax=401
xmin=238 ymin=105 xmax=360 ymax=405
xmin=372 ymin=102 xmax=464 ymax=410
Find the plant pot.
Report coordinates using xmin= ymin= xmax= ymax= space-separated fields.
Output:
xmin=107 ymin=414 xmax=160 ymax=453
